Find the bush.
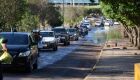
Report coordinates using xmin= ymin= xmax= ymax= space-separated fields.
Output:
xmin=107 ymin=28 xmax=122 ymax=40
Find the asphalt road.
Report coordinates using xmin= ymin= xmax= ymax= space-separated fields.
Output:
xmin=3 ymin=28 xmax=105 ymax=80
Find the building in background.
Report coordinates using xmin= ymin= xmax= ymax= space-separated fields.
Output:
xmin=48 ymin=0 xmax=99 ymax=6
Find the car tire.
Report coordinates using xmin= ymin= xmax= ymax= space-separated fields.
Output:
xmin=25 ymin=61 xmax=33 ymax=73
xmin=64 ymin=41 xmax=67 ymax=46
xmin=76 ymin=37 xmax=79 ymax=41
xmin=53 ymin=45 xmax=58 ymax=51
xmin=67 ymin=41 xmax=70 ymax=45
xmin=38 ymin=48 xmax=41 ymax=51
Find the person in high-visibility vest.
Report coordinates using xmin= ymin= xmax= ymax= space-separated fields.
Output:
xmin=0 ymin=38 xmax=7 ymax=80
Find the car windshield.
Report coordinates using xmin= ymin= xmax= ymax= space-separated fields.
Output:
xmin=0 ymin=34 xmax=28 ymax=45
xmin=52 ymin=28 xmax=67 ymax=34
xmin=40 ymin=32 xmax=54 ymax=37
xmin=81 ymin=26 xmax=88 ymax=29
xmin=68 ymin=29 xmax=76 ymax=33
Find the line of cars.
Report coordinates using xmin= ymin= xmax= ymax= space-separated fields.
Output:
xmin=0 ymin=26 xmax=90 ymax=73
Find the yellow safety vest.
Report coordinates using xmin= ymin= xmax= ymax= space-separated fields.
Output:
xmin=0 ymin=38 xmax=13 ymax=64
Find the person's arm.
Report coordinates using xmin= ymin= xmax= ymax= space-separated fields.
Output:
xmin=1 ymin=43 xmax=7 ymax=51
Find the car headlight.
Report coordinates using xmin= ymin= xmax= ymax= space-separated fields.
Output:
xmin=19 ymin=51 xmax=30 ymax=57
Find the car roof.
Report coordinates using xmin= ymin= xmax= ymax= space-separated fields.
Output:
xmin=53 ymin=26 xmax=65 ymax=29
xmin=0 ymin=32 xmax=30 ymax=36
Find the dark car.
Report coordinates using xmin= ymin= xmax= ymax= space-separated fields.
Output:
xmin=52 ymin=27 xmax=70 ymax=46
xmin=80 ymin=25 xmax=88 ymax=35
xmin=67 ymin=28 xmax=79 ymax=41
xmin=0 ymin=32 xmax=39 ymax=72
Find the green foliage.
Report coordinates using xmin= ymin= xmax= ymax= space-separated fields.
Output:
xmin=100 ymin=0 xmax=140 ymax=27
xmin=46 ymin=5 xmax=63 ymax=27
xmin=28 ymin=0 xmax=63 ymax=27
xmin=107 ymin=28 xmax=122 ymax=40
xmin=0 ymin=0 xmax=27 ymax=31
xmin=16 ymin=12 xmax=39 ymax=32
xmin=64 ymin=7 xmax=86 ymax=26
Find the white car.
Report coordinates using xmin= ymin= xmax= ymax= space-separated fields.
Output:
xmin=95 ymin=21 xmax=102 ymax=27
xmin=104 ymin=21 xmax=110 ymax=26
xmin=114 ymin=22 xmax=120 ymax=25
xmin=38 ymin=31 xmax=58 ymax=51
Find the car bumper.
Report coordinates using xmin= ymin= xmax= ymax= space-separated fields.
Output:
xmin=70 ymin=36 xmax=77 ymax=40
xmin=1 ymin=57 xmax=28 ymax=69
xmin=38 ymin=43 xmax=56 ymax=49
xmin=59 ymin=38 xmax=66 ymax=43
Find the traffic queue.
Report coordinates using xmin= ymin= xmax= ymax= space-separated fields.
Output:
xmin=0 ymin=20 xmax=91 ymax=79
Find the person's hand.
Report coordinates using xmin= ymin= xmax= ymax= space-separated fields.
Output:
xmin=2 ymin=49 xmax=7 ymax=52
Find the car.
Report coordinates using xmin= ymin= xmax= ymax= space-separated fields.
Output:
xmin=67 ymin=28 xmax=79 ymax=41
xmin=38 ymin=31 xmax=58 ymax=51
xmin=80 ymin=25 xmax=88 ymax=35
xmin=0 ymin=32 xmax=39 ymax=72
xmin=52 ymin=27 xmax=70 ymax=46
xmin=82 ymin=23 xmax=92 ymax=31
xmin=95 ymin=21 xmax=104 ymax=27
xmin=114 ymin=21 xmax=120 ymax=25
xmin=104 ymin=21 xmax=110 ymax=26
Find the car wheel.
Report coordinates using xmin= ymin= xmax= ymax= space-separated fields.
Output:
xmin=67 ymin=41 xmax=70 ymax=45
xmin=53 ymin=45 xmax=58 ymax=51
xmin=76 ymin=37 xmax=79 ymax=41
xmin=38 ymin=48 xmax=41 ymax=51
xmin=64 ymin=41 xmax=67 ymax=46
xmin=25 ymin=61 xmax=33 ymax=73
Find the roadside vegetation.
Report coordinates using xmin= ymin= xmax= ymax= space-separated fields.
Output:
xmin=100 ymin=0 xmax=140 ymax=49
xmin=106 ymin=28 xmax=122 ymax=41
xmin=63 ymin=5 xmax=101 ymax=26
xmin=0 ymin=0 xmax=100 ymax=31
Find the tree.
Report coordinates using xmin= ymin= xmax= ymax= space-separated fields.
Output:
xmin=100 ymin=0 xmax=140 ymax=49
xmin=0 ymin=0 xmax=27 ymax=31
xmin=28 ymin=0 xmax=63 ymax=27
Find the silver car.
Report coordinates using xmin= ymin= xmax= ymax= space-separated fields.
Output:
xmin=38 ymin=31 xmax=58 ymax=51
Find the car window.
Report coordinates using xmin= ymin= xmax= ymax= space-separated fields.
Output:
xmin=68 ymin=29 xmax=76 ymax=33
xmin=40 ymin=32 xmax=54 ymax=37
xmin=1 ymin=34 xmax=28 ymax=45
xmin=52 ymin=28 xmax=67 ymax=33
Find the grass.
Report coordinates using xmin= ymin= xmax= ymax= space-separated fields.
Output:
xmin=106 ymin=28 xmax=122 ymax=41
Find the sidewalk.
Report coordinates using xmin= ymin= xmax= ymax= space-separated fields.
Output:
xmin=84 ymin=39 xmax=140 ymax=80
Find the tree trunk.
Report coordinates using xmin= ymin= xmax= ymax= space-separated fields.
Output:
xmin=123 ymin=25 xmax=133 ymax=45
xmin=132 ymin=27 xmax=137 ymax=47
xmin=136 ymin=26 xmax=140 ymax=49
